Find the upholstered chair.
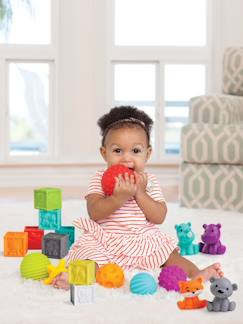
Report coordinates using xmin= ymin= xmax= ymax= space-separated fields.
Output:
xmin=180 ymin=47 xmax=243 ymax=212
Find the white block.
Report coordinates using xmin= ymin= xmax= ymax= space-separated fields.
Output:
xmin=70 ymin=285 xmax=94 ymax=305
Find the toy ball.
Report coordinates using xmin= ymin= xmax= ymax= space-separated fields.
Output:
xmin=130 ymin=272 xmax=157 ymax=295
xmin=158 ymin=265 xmax=187 ymax=292
xmin=101 ymin=164 xmax=135 ymax=195
xmin=20 ymin=252 xmax=51 ymax=280
xmin=96 ymin=263 xmax=125 ymax=288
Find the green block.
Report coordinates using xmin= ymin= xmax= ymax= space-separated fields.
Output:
xmin=34 ymin=188 xmax=62 ymax=211
xmin=68 ymin=260 xmax=95 ymax=285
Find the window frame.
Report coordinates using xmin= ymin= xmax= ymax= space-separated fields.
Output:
xmin=106 ymin=0 xmax=217 ymax=165
xmin=0 ymin=0 xmax=59 ymax=163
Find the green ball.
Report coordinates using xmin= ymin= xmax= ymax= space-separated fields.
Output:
xmin=20 ymin=252 xmax=51 ymax=280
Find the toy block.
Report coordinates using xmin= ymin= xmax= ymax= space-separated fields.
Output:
xmin=70 ymin=285 xmax=94 ymax=305
xmin=34 ymin=188 xmax=62 ymax=211
xmin=24 ymin=226 xmax=44 ymax=249
xmin=4 ymin=232 xmax=28 ymax=257
xmin=42 ymin=232 xmax=69 ymax=259
xmin=39 ymin=209 xmax=61 ymax=230
xmin=55 ymin=226 xmax=75 ymax=249
xmin=68 ymin=260 xmax=96 ymax=285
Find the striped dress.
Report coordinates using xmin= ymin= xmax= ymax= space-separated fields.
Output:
xmin=66 ymin=170 xmax=177 ymax=270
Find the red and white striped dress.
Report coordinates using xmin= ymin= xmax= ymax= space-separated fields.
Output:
xmin=66 ymin=170 xmax=177 ymax=270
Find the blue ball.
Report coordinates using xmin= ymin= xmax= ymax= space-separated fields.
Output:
xmin=130 ymin=273 xmax=157 ymax=295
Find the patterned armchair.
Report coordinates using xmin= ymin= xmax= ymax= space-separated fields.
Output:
xmin=180 ymin=47 xmax=243 ymax=212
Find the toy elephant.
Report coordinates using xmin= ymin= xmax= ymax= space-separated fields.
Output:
xmin=207 ymin=277 xmax=238 ymax=312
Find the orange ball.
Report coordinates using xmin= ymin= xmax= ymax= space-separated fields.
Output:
xmin=96 ymin=263 xmax=125 ymax=288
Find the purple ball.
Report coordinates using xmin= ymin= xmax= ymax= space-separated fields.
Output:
xmin=158 ymin=265 xmax=187 ymax=292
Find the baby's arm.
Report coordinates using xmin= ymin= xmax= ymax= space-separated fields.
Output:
xmin=87 ymin=173 xmax=136 ymax=221
xmin=134 ymin=172 xmax=167 ymax=224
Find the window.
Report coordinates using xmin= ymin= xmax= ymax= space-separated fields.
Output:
xmin=109 ymin=0 xmax=211 ymax=162
xmin=0 ymin=0 xmax=56 ymax=160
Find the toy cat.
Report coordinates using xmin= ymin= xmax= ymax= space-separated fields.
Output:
xmin=177 ymin=277 xmax=207 ymax=310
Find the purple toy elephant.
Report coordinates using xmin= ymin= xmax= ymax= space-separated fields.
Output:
xmin=199 ymin=223 xmax=226 ymax=255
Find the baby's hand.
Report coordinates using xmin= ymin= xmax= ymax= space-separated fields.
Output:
xmin=134 ymin=171 xmax=147 ymax=197
xmin=113 ymin=173 xmax=137 ymax=202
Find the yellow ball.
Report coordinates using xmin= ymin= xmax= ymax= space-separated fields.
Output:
xmin=96 ymin=263 xmax=125 ymax=288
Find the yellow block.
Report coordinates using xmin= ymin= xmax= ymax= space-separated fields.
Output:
xmin=68 ymin=260 xmax=95 ymax=285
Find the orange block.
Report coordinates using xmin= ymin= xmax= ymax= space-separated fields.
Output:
xmin=4 ymin=232 xmax=28 ymax=257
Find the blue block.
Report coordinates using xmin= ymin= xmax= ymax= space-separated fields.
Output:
xmin=55 ymin=226 xmax=75 ymax=249
xmin=39 ymin=209 xmax=61 ymax=230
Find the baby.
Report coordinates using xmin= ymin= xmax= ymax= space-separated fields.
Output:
xmin=53 ymin=106 xmax=223 ymax=289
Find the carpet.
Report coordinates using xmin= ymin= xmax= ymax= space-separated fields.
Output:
xmin=0 ymin=199 xmax=242 ymax=324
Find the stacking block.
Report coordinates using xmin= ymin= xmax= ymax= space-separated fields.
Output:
xmin=55 ymin=226 xmax=75 ymax=249
xmin=39 ymin=209 xmax=61 ymax=230
xmin=68 ymin=260 xmax=96 ymax=285
xmin=42 ymin=233 xmax=68 ymax=259
xmin=24 ymin=226 xmax=44 ymax=249
xmin=70 ymin=285 xmax=94 ymax=305
xmin=4 ymin=232 xmax=28 ymax=257
xmin=34 ymin=188 xmax=62 ymax=211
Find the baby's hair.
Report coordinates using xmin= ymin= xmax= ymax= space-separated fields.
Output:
xmin=97 ymin=106 xmax=153 ymax=146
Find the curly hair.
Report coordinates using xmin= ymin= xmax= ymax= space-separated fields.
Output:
xmin=97 ymin=106 xmax=153 ymax=146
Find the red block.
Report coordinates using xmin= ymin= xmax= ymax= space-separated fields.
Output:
xmin=101 ymin=164 xmax=135 ymax=196
xmin=24 ymin=226 xmax=44 ymax=249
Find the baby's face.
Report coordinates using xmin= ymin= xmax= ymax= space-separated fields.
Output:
xmin=100 ymin=127 xmax=151 ymax=173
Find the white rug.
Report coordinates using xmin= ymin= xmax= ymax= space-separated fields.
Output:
xmin=0 ymin=199 xmax=242 ymax=324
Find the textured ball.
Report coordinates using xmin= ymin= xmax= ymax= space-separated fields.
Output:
xmin=101 ymin=164 xmax=135 ymax=196
xmin=130 ymin=273 xmax=157 ymax=295
xmin=158 ymin=265 xmax=187 ymax=292
xmin=96 ymin=263 xmax=125 ymax=288
xmin=20 ymin=252 xmax=51 ymax=280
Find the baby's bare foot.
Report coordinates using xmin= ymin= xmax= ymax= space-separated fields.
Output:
xmin=193 ymin=263 xmax=224 ymax=281
xmin=52 ymin=272 xmax=70 ymax=290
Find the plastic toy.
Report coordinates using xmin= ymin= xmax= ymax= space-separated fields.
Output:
xmin=199 ymin=223 xmax=226 ymax=255
xmin=42 ymin=232 xmax=69 ymax=259
xmin=96 ymin=263 xmax=125 ymax=288
xmin=175 ymin=222 xmax=199 ymax=256
xmin=158 ymin=265 xmax=187 ymax=292
xmin=68 ymin=260 xmax=96 ymax=285
xmin=4 ymin=232 xmax=28 ymax=257
xmin=177 ymin=277 xmax=207 ymax=310
xmin=20 ymin=252 xmax=51 ymax=280
xmin=24 ymin=226 xmax=44 ymax=249
xmin=101 ymin=164 xmax=135 ymax=195
xmin=55 ymin=226 xmax=75 ymax=249
xmin=130 ymin=272 xmax=157 ymax=295
xmin=71 ymin=285 xmax=94 ymax=305
xmin=207 ymin=277 xmax=238 ymax=312
xmin=39 ymin=209 xmax=62 ymax=230
xmin=43 ymin=259 xmax=67 ymax=285
xmin=34 ymin=187 xmax=62 ymax=211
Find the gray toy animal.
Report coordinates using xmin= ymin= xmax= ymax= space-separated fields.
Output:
xmin=207 ymin=277 xmax=238 ymax=312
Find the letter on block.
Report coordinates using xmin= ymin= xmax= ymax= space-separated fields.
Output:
xmin=69 ymin=260 xmax=96 ymax=285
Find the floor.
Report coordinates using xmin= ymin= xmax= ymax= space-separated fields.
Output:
xmin=0 ymin=185 xmax=179 ymax=202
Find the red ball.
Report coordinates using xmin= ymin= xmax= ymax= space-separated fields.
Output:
xmin=101 ymin=164 xmax=135 ymax=196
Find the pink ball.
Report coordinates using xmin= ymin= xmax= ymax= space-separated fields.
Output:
xmin=158 ymin=265 xmax=187 ymax=292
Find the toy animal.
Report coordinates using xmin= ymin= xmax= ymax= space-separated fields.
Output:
xmin=175 ymin=222 xmax=199 ymax=256
xmin=158 ymin=265 xmax=187 ymax=292
xmin=101 ymin=164 xmax=134 ymax=196
xmin=177 ymin=277 xmax=207 ymax=310
xmin=199 ymin=223 xmax=226 ymax=255
xmin=207 ymin=277 xmax=238 ymax=312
